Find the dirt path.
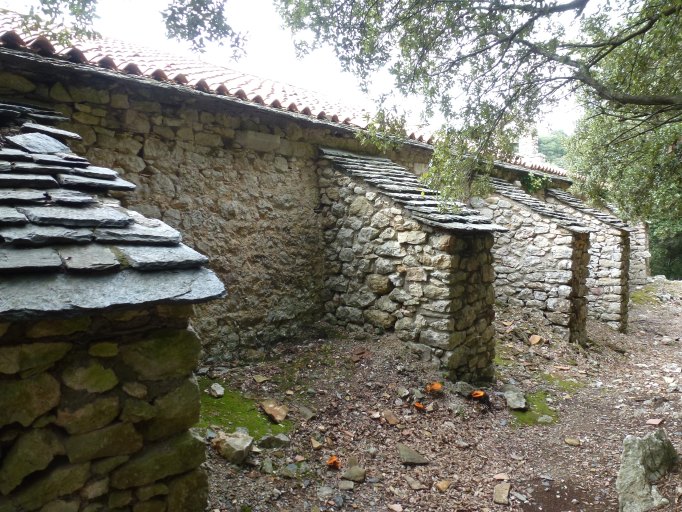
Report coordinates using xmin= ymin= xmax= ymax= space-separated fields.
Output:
xmin=203 ymin=280 xmax=682 ymax=511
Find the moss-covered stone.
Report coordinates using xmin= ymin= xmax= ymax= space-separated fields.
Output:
xmin=166 ymin=469 xmax=207 ymax=512
xmin=80 ymin=478 xmax=109 ymax=500
xmin=0 ymin=429 xmax=65 ymax=494
xmin=120 ymin=399 xmax=156 ymax=423
xmin=0 ymin=373 xmax=60 ymax=428
xmin=110 ymin=432 xmax=205 ymax=489
xmin=108 ymin=490 xmax=132 ymax=508
xmin=122 ymin=382 xmax=148 ymax=399
xmin=49 ymin=82 xmax=73 ymax=102
xmin=62 ymin=361 xmax=118 ymax=393
xmin=140 ymin=378 xmax=200 ymax=441
xmin=3 ymin=463 xmax=90 ymax=511
xmin=0 ymin=72 xmax=36 ymax=93
xmin=0 ymin=343 xmax=72 ymax=375
xmin=133 ymin=500 xmax=167 ymax=512
xmin=88 ymin=343 xmax=119 ymax=358
xmin=136 ymin=483 xmax=168 ymax=501
xmin=26 ymin=317 xmax=91 ymax=339
xmin=120 ymin=330 xmax=200 ymax=381
xmin=65 ymin=423 xmax=143 ymax=463
xmin=40 ymin=499 xmax=80 ymax=512
xmin=91 ymin=455 xmax=130 ymax=476
xmin=56 ymin=396 xmax=120 ymax=434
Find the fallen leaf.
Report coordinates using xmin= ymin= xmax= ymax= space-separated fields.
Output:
xmin=502 ymin=321 xmax=513 ymax=326
xmin=388 ymin=505 xmax=404 ymax=512
xmin=647 ymin=418 xmax=664 ymax=426
xmin=285 ymin=389 xmax=295 ymax=395
xmin=253 ymin=375 xmax=269 ymax=383
xmin=261 ymin=399 xmax=289 ymax=423
xmin=294 ymin=454 xmax=306 ymax=462
xmin=413 ymin=401 xmax=426 ymax=412
xmin=327 ymin=455 xmax=341 ymax=470
xmin=493 ymin=473 xmax=510 ymax=481
xmin=425 ymin=381 xmax=444 ymax=394
xmin=554 ymin=365 xmax=571 ymax=371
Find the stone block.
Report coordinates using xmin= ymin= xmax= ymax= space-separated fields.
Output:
xmin=3 ymin=462 xmax=90 ymax=512
xmin=363 ymin=310 xmax=396 ymax=330
xmin=62 ymin=361 xmax=118 ymax=393
xmin=0 ymin=428 xmax=65 ymax=494
xmin=140 ymin=377 xmax=200 ymax=441
xmin=0 ymin=342 xmax=72 ymax=375
xmin=405 ymin=268 xmax=427 ymax=282
xmin=110 ymin=432 xmax=205 ymax=489
xmin=348 ymin=197 xmax=372 ymax=217
xmin=235 ymin=130 xmax=280 ymax=152
xmin=366 ymin=274 xmax=392 ymax=295
xmin=65 ymin=422 xmax=143 ymax=463
xmin=166 ymin=469 xmax=208 ymax=512
xmin=397 ymin=231 xmax=426 ymax=244
xmin=120 ymin=329 xmax=200 ymax=381
xmin=0 ymin=72 xmax=36 ymax=93
xmin=0 ymin=373 xmax=60 ymax=428
xmin=56 ymin=396 xmax=121 ymax=434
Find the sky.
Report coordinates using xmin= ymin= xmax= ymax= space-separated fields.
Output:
xmin=1 ymin=0 xmax=582 ymax=134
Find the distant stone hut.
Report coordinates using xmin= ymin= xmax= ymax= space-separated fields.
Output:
xmin=0 ymin=103 xmax=223 ymax=510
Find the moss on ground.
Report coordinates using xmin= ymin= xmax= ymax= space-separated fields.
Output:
xmin=540 ymin=373 xmax=585 ymax=393
xmin=197 ymin=378 xmax=292 ymax=439
xmin=511 ymin=391 xmax=558 ymax=427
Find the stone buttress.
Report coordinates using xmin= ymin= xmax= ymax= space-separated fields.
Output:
xmin=318 ymin=148 xmax=505 ymax=383
xmin=0 ymin=103 xmax=224 ymax=511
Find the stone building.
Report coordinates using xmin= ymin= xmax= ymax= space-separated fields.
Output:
xmin=319 ymin=149 xmax=504 ymax=382
xmin=0 ymin=103 xmax=223 ymax=510
xmin=472 ymin=177 xmax=591 ymax=343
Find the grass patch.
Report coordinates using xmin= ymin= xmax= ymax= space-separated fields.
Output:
xmin=494 ymin=354 xmax=515 ymax=367
xmin=630 ymin=286 xmax=658 ymax=305
xmin=197 ymin=378 xmax=292 ymax=439
xmin=511 ymin=391 xmax=558 ymax=427
xmin=540 ymin=373 xmax=585 ymax=393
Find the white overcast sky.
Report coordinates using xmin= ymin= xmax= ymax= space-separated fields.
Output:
xmin=1 ymin=0 xmax=581 ymax=134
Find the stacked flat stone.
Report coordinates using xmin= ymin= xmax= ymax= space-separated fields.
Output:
xmin=545 ymin=188 xmax=631 ymax=331
xmin=319 ymin=148 xmax=504 ymax=383
xmin=472 ymin=178 xmax=591 ymax=344
xmin=0 ymin=103 xmax=224 ymax=511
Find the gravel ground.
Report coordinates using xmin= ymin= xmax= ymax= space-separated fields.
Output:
xmin=202 ymin=279 xmax=682 ymax=511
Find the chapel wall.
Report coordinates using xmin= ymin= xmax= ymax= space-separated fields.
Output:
xmin=0 ymin=62 xmax=429 ymax=354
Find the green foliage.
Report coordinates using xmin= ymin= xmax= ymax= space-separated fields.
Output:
xmin=538 ymin=131 xmax=569 ymax=167
xmin=650 ymin=220 xmax=682 ymax=279
xmin=19 ymin=0 xmax=243 ymax=51
xmin=519 ymin=172 xmax=552 ymax=194
xmin=277 ymin=0 xmax=682 ymax=210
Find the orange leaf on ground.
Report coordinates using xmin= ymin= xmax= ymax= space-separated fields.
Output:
xmin=414 ymin=402 xmax=426 ymax=412
xmin=326 ymin=455 xmax=341 ymax=469
xmin=425 ymin=381 xmax=443 ymax=394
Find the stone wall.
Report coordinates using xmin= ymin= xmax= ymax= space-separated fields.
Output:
xmin=0 ymin=57 xmax=431 ymax=355
xmin=629 ymin=222 xmax=650 ymax=287
xmin=0 ymin=305 xmax=207 ymax=511
xmin=319 ymin=163 xmax=497 ymax=382
xmin=474 ymin=194 xmax=590 ymax=343
xmin=545 ymin=191 xmax=630 ymax=331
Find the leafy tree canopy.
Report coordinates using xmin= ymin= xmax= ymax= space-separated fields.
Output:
xmin=276 ymin=0 xmax=681 ymax=207
xmin=17 ymin=0 xmax=243 ymax=51
xmin=538 ymin=130 xmax=569 ymax=167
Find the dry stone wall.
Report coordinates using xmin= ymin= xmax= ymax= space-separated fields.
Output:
xmin=0 ymin=306 xmax=207 ymax=512
xmin=629 ymin=222 xmax=650 ymax=287
xmin=0 ymin=59 xmax=429 ymax=355
xmin=472 ymin=191 xmax=590 ymax=344
xmin=319 ymin=163 xmax=497 ymax=382
xmin=546 ymin=190 xmax=630 ymax=331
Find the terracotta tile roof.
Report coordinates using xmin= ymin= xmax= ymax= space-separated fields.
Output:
xmin=500 ymin=155 xmax=569 ymax=178
xmin=0 ymin=10 xmax=379 ymax=129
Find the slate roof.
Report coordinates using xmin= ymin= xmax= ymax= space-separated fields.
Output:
xmin=320 ymin=148 xmax=505 ymax=232
xmin=546 ymin=188 xmax=631 ymax=231
xmin=488 ymin=178 xmax=590 ymax=233
xmin=0 ymin=102 xmax=224 ymax=320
